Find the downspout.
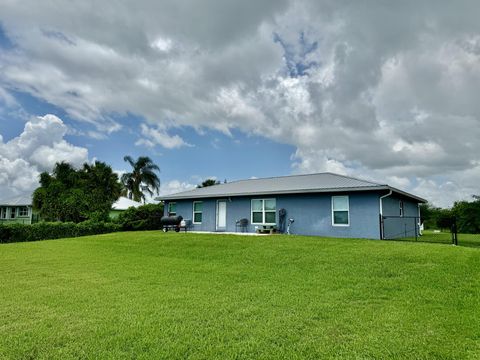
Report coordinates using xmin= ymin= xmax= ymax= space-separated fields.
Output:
xmin=418 ymin=203 xmax=422 ymax=236
xmin=379 ymin=189 xmax=393 ymax=239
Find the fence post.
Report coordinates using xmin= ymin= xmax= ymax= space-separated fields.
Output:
xmin=379 ymin=214 xmax=383 ymax=240
xmin=451 ymin=218 xmax=458 ymax=246
xmin=414 ymin=217 xmax=418 ymax=242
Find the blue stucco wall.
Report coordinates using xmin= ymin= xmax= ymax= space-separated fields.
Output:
xmin=382 ymin=194 xmax=420 ymax=239
xmin=165 ymin=191 xmax=385 ymax=239
xmin=278 ymin=192 xmax=381 ymax=239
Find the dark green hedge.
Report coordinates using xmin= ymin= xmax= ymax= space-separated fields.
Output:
xmin=0 ymin=221 xmax=121 ymax=244
xmin=0 ymin=203 xmax=165 ymax=244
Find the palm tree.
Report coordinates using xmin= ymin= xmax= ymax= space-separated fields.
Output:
xmin=121 ymin=156 xmax=160 ymax=202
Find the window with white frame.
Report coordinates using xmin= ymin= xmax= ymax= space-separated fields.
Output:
xmin=193 ymin=201 xmax=202 ymax=223
xmin=399 ymin=200 xmax=404 ymax=217
xmin=10 ymin=207 xmax=16 ymax=219
xmin=0 ymin=207 xmax=6 ymax=219
xmin=19 ymin=206 xmax=29 ymax=217
xmin=251 ymin=199 xmax=276 ymax=224
xmin=168 ymin=202 xmax=177 ymax=216
xmin=332 ymin=196 xmax=349 ymax=226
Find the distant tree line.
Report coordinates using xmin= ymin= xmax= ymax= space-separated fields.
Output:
xmin=421 ymin=195 xmax=480 ymax=234
xmin=33 ymin=155 xmax=161 ymax=223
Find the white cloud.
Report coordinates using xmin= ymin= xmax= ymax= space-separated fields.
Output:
xmin=136 ymin=123 xmax=192 ymax=149
xmin=151 ymin=37 xmax=173 ymax=52
xmin=0 ymin=1 xmax=480 ymax=206
xmin=0 ymin=114 xmax=89 ymax=201
xmin=0 ymin=114 xmax=88 ymax=170
xmin=0 ymin=86 xmax=18 ymax=107
xmin=0 ymin=157 xmax=39 ymax=194
xmin=158 ymin=180 xmax=195 ymax=196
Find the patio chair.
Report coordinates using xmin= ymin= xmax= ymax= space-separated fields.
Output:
xmin=235 ymin=218 xmax=248 ymax=232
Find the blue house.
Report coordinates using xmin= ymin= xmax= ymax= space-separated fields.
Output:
xmin=158 ymin=173 xmax=426 ymax=239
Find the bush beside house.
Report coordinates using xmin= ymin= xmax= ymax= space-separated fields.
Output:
xmin=116 ymin=203 xmax=164 ymax=231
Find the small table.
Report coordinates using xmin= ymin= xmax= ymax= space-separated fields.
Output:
xmin=256 ymin=225 xmax=277 ymax=234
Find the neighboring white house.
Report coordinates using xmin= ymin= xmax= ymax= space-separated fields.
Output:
xmin=110 ymin=197 xmax=142 ymax=218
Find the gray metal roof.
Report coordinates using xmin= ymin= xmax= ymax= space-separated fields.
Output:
xmin=0 ymin=194 xmax=32 ymax=206
xmin=157 ymin=172 xmax=426 ymax=202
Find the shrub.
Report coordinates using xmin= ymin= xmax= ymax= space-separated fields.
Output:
xmin=76 ymin=220 xmax=121 ymax=236
xmin=116 ymin=203 xmax=164 ymax=231
xmin=0 ymin=203 xmax=164 ymax=244
xmin=0 ymin=221 xmax=121 ymax=244
xmin=0 ymin=223 xmax=23 ymax=243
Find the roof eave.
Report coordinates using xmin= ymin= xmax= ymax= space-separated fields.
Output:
xmin=0 ymin=203 xmax=32 ymax=206
xmin=157 ymin=185 xmax=392 ymax=201
xmin=388 ymin=186 xmax=427 ymax=203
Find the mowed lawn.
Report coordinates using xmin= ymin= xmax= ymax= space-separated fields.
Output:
xmin=1 ymin=233 xmax=479 ymax=359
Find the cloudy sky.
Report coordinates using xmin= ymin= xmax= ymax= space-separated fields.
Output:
xmin=1 ymin=0 xmax=479 ymax=207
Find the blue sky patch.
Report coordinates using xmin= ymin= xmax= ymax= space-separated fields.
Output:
xmin=0 ymin=23 xmax=14 ymax=49
xmin=274 ymin=31 xmax=320 ymax=78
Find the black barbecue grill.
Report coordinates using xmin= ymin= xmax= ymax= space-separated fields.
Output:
xmin=160 ymin=215 xmax=185 ymax=232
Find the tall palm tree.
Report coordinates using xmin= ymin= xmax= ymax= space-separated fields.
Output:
xmin=121 ymin=156 xmax=160 ymax=202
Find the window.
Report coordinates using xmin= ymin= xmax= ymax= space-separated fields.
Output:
xmin=19 ymin=207 xmax=29 ymax=217
xmin=10 ymin=207 xmax=16 ymax=219
xmin=251 ymin=199 xmax=276 ymax=224
xmin=0 ymin=207 xmax=6 ymax=219
xmin=399 ymin=200 xmax=404 ymax=217
xmin=168 ymin=202 xmax=177 ymax=216
xmin=332 ymin=196 xmax=349 ymax=226
xmin=193 ymin=201 xmax=202 ymax=223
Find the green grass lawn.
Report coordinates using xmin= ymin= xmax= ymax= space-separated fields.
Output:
xmin=1 ymin=232 xmax=479 ymax=359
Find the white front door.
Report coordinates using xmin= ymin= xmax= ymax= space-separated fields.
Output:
xmin=216 ymin=200 xmax=227 ymax=230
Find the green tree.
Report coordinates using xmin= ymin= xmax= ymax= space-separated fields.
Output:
xmin=81 ymin=161 xmax=123 ymax=220
xmin=452 ymin=196 xmax=480 ymax=234
xmin=197 ymin=179 xmax=220 ymax=188
xmin=121 ymin=156 xmax=161 ymax=202
xmin=33 ymin=161 xmax=121 ymax=222
xmin=436 ymin=209 xmax=454 ymax=231
xmin=419 ymin=203 xmax=436 ymax=228
xmin=420 ymin=203 xmax=452 ymax=230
